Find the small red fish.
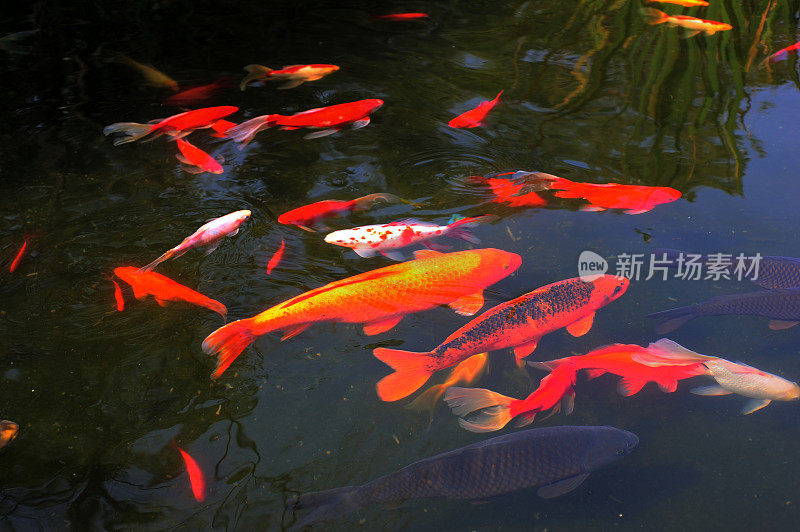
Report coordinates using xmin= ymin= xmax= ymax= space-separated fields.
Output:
xmin=375 ymin=12 xmax=429 ymax=20
xmin=163 ymin=77 xmax=233 ymax=106
xmin=175 ymin=139 xmax=223 ymax=174
xmin=278 ymin=193 xmax=400 ymax=231
xmin=225 ymin=99 xmax=383 ymax=143
xmin=112 ymin=280 xmax=125 ymax=311
xmin=113 ymin=266 xmax=227 ymax=317
xmin=449 ymin=91 xmax=503 ymax=128
xmin=765 ymin=41 xmax=800 ymax=64
xmin=266 ymin=240 xmax=285 ymax=274
xmin=103 ymin=106 xmax=238 ymax=145
xmin=9 ymin=239 xmax=28 ymax=273
xmin=240 ymin=64 xmax=339 ymax=91
xmin=175 ymin=445 xmax=206 ymax=502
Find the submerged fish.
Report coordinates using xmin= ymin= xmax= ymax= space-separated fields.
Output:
xmin=635 ymin=339 xmax=800 ymax=414
xmin=9 ymin=239 xmax=28 ymax=273
xmin=647 ymin=0 xmax=708 ymax=6
xmin=112 ymin=53 xmax=178 ymax=91
xmin=140 ymin=210 xmax=251 ymax=271
xmin=266 ymin=240 xmax=285 ymax=275
xmin=103 ymin=106 xmax=238 ymax=145
xmin=647 ymin=288 xmax=800 ymax=333
xmin=0 ymin=420 xmax=19 ymax=450
xmin=287 ymin=425 xmax=638 ymax=528
xmin=225 ymin=99 xmax=383 ymax=142
xmin=374 ymin=12 xmax=430 ymax=20
xmin=641 ymin=8 xmax=732 ymax=37
xmin=445 ymin=364 xmax=578 ymax=432
xmin=765 ymin=41 xmax=800 ymax=64
xmin=323 ymin=216 xmax=491 ymax=260
xmin=449 ymin=91 xmax=503 ymax=128
xmin=175 ymin=139 xmax=223 ymax=174
xmin=202 ymin=248 xmax=521 ymax=378
xmin=163 ymin=76 xmax=233 ymax=106
xmin=112 ymin=280 xmax=125 ymax=311
xmin=278 ymin=193 xmax=400 ymax=232
xmin=240 ymin=64 xmax=339 ymax=91
xmin=373 ymin=275 xmax=629 ymax=402
xmin=114 ymin=266 xmax=227 ymax=317
xmin=174 ymin=445 xmax=206 ymax=502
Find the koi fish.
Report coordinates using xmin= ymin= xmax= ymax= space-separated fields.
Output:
xmin=103 ymin=106 xmax=238 ymax=145
xmin=278 ymin=193 xmax=400 ymax=232
xmin=641 ymin=8 xmax=732 ymax=37
xmin=266 ymin=240 xmax=285 ymax=274
xmin=406 ymin=353 xmax=488 ymax=413
xmin=175 ymin=445 xmax=206 ymax=502
xmin=112 ymin=280 xmax=125 ymax=311
xmin=374 ymin=12 xmax=430 ymax=21
xmin=112 ymin=53 xmax=178 ymax=91
xmin=652 ymin=248 xmax=800 ymax=289
xmin=647 ymin=288 xmax=800 ymax=333
xmin=208 ymin=119 xmax=237 ymax=138
xmin=635 ymin=339 xmax=800 ymax=414
xmin=287 ymin=426 xmax=637 ymax=528
xmin=472 ymin=175 xmax=547 ymax=207
xmin=647 ymin=0 xmax=709 ymax=6
xmin=445 ymin=364 xmax=578 ymax=432
xmin=202 ymin=248 xmax=521 ymax=378
xmin=175 ymin=139 xmax=223 ymax=174
xmin=765 ymin=41 xmax=800 ymax=64
xmin=240 ymin=64 xmax=339 ymax=91
xmin=140 ymin=210 xmax=251 ymax=271
xmin=9 ymin=239 xmax=28 ymax=272
xmin=449 ymin=91 xmax=503 ymax=128
xmin=528 ymin=343 xmax=707 ymax=397
xmin=373 ymin=275 xmax=629 ymax=402
xmin=323 ymin=216 xmax=492 ymax=260
xmin=0 ymin=420 xmax=18 ymax=451
xmin=114 ymin=266 xmax=227 ymax=317
xmin=163 ymin=76 xmax=233 ymax=106
xmin=225 ymin=99 xmax=383 ymax=142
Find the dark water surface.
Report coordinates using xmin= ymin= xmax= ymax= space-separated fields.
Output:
xmin=3 ymin=0 xmax=800 ymax=529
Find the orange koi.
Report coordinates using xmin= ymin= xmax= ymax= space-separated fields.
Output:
xmin=103 ymin=106 xmax=238 ymax=145
xmin=240 ymin=64 xmax=339 ymax=91
xmin=202 ymin=248 xmax=521 ymax=378
xmin=641 ymin=8 xmax=732 ymax=36
xmin=266 ymin=240 xmax=285 ymax=274
xmin=0 ymin=420 xmax=19 ymax=450
xmin=9 ymin=239 xmax=28 ymax=273
xmin=449 ymin=91 xmax=503 ymax=128
xmin=114 ymin=266 xmax=227 ymax=317
xmin=175 ymin=445 xmax=206 ymax=502
xmin=175 ymin=139 xmax=223 ymax=174
xmin=278 ymin=193 xmax=400 ymax=232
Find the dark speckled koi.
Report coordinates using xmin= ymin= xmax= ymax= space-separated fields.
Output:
xmin=373 ymin=275 xmax=629 ymax=401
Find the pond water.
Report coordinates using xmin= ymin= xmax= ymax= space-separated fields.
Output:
xmin=2 ymin=0 xmax=800 ymax=529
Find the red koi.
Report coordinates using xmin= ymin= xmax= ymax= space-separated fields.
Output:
xmin=449 ymin=91 xmax=503 ymax=128
xmin=375 ymin=13 xmax=429 ymax=20
xmin=278 ymin=193 xmax=400 ymax=231
xmin=266 ymin=240 xmax=285 ymax=274
xmin=114 ymin=266 xmax=227 ymax=317
xmin=175 ymin=445 xmax=206 ymax=502
xmin=9 ymin=239 xmax=28 ymax=273
xmin=175 ymin=139 xmax=223 ymax=174
xmin=103 ymin=106 xmax=238 ymax=145
xmin=475 ymin=176 xmax=547 ymax=207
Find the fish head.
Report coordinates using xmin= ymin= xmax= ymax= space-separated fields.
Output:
xmin=361 ymin=99 xmax=384 ymax=114
xmin=582 ymin=426 xmax=639 ymax=471
xmin=323 ymin=229 xmax=353 ymax=247
xmin=778 ymin=381 xmax=800 ymax=401
xmin=0 ymin=420 xmax=19 ymax=449
xmin=478 ymin=249 xmax=522 ymax=279
xmin=232 ymin=210 xmax=252 ymax=226
xmin=588 ymin=274 xmax=630 ymax=306
xmin=650 ymin=187 xmax=682 ymax=205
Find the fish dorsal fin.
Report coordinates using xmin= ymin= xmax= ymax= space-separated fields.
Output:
xmin=413 ymin=249 xmax=442 ymax=260
xmin=536 ymin=473 xmax=589 ymax=499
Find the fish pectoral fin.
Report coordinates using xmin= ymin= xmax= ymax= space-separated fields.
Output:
xmin=768 ymin=319 xmax=800 ymax=330
xmin=351 ymin=117 xmax=370 ymax=130
xmin=580 ymin=205 xmax=606 ymax=212
xmin=448 ymin=292 xmax=485 ymax=316
xmin=353 ymin=248 xmax=377 ymax=258
xmin=131 ymin=287 xmax=147 ymax=300
xmin=154 ymin=297 xmax=170 ymax=307
xmin=280 ymin=323 xmax=311 ymax=341
xmin=536 ymin=473 xmax=590 ymax=499
xmin=585 ymin=369 xmax=606 ymax=380
xmin=277 ymin=79 xmax=304 ymax=89
xmin=512 ymin=339 xmax=539 ymax=362
xmin=623 ymin=208 xmax=650 ymax=214
xmin=741 ymin=399 xmax=771 ymax=415
xmin=175 ymin=153 xmax=191 ymax=164
xmin=303 ymin=128 xmax=340 ymax=139
xmin=617 ymin=378 xmax=646 ymax=397
xmin=561 ymin=390 xmax=575 ymax=416
xmin=229 ymin=228 xmax=239 ymax=236
xmin=657 ymin=379 xmax=679 ymax=393
xmin=566 ymin=312 xmax=595 ymax=337
xmin=413 ymin=249 xmax=442 ymax=260
xmin=380 ymin=250 xmax=406 ymax=261
xmin=298 ymin=225 xmax=317 ymax=232
xmin=204 ymin=241 xmax=222 ymax=255
xmin=681 ymin=29 xmax=702 ymax=38
xmin=181 ymin=165 xmax=204 ymax=174
xmin=690 ymin=385 xmax=732 ymax=396
xmin=363 ymin=316 xmax=403 ymax=336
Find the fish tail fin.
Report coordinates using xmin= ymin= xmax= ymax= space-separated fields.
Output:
xmin=240 ymin=64 xmax=273 ymax=90
xmin=202 ymin=318 xmax=258 ymax=378
xmin=102 ymin=122 xmax=153 ymax=145
xmin=446 ymin=215 xmax=497 ymax=244
xmin=526 ymin=360 xmax=559 ymax=372
xmin=373 ymin=348 xmax=433 ymax=401
xmin=640 ymin=7 xmax=669 ymax=25
xmin=225 ymin=115 xmax=275 ymax=144
xmin=443 ymin=386 xmax=515 ymax=430
xmin=458 ymin=405 xmax=513 ymax=433
xmin=138 ymin=249 xmax=176 ymax=272
xmin=646 ymin=306 xmax=698 ymax=334
xmin=405 ymin=383 xmax=446 ymax=412
xmin=287 ymin=486 xmax=362 ymax=528
xmin=351 ymin=193 xmax=402 ymax=212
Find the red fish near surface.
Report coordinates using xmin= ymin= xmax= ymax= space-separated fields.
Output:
xmin=472 ymin=175 xmax=547 ymax=207
xmin=9 ymin=239 xmax=28 ymax=273
xmin=278 ymin=193 xmax=401 ymax=232
xmin=175 ymin=139 xmax=223 ymax=174
xmin=240 ymin=64 xmax=339 ymax=91
xmin=449 ymin=91 xmax=503 ymax=128
xmin=266 ymin=240 xmax=285 ymax=274
xmin=373 ymin=275 xmax=629 ymax=402
xmin=225 ymin=99 xmax=383 ymax=143
xmin=202 ymin=248 xmax=521 ymax=378
xmin=765 ymin=41 xmax=800 ymax=64
xmin=375 ymin=12 xmax=430 ymax=20
xmin=103 ymin=106 xmax=238 ymax=145
xmin=114 ymin=266 xmax=227 ymax=317
xmin=175 ymin=445 xmax=206 ymax=502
